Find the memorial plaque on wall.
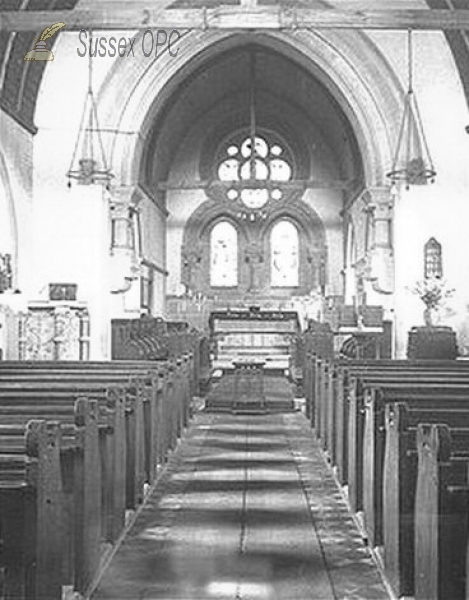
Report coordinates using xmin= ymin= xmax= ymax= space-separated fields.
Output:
xmin=49 ymin=283 xmax=77 ymax=301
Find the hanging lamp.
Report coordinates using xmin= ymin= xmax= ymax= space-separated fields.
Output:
xmin=66 ymin=31 xmax=114 ymax=188
xmin=387 ymin=29 xmax=436 ymax=189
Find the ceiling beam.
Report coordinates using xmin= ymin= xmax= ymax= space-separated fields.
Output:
xmin=1 ymin=6 xmax=469 ymax=33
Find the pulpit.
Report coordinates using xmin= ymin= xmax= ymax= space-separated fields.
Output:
xmin=231 ymin=359 xmax=266 ymax=414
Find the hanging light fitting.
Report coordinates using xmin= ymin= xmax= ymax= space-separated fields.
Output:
xmin=387 ymin=29 xmax=436 ymax=189
xmin=66 ymin=31 xmax=114 ymax=188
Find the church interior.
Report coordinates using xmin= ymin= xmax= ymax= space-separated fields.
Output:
xmin=1 ymin=1 xmax=469 ymax=599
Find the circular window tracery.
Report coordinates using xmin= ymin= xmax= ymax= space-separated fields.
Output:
xmin=216 ymin=132 xmax=293 ymax=209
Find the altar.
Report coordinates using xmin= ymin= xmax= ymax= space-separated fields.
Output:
xmin=209 ymin=309 xmax=300 ymax=373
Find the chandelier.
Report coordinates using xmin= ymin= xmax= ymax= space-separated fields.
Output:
xmin=387 ymin=30 xmax=436 ymax=189
xmin=66 ymin=31 xmax=114 ymax=188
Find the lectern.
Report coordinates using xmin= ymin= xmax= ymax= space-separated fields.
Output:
xmin=231 ymin=359 xmax=266 ymax=414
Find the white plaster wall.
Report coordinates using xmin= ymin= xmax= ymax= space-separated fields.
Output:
xmin=0 ymin=112 xmax=34 ymax=360
xmin=369 ymin=30 xmax=469 ymax=356
xmin=33 ymin=31 xmax=131 ymax=358
xmin=0 ymin=111 xmax=33 ymax=292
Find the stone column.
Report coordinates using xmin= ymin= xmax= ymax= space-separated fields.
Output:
xmin=109 ymin=186 xmax=141 ymax=293
xmin=181 ymin=244 xmax=203 ymax=293
xmin=245 ymin=242 xmax=264 ymax=293
xmin=365 ymin=187 xmax=394 ymax=295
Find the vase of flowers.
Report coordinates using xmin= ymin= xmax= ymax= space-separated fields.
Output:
xmin=410 ymin=277 xmax=454 ymax=327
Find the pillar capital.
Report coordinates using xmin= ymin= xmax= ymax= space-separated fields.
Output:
xmin=363 ymin=186 xmax=394 ymax=216
xmin=108 ymin=184 xmax=141 ymax=213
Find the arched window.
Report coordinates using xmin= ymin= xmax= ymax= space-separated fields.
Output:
xmin=271 ymin=220 xmax=299 ymax=287
xmin=210 ymin=221 xmax=238 ymax=287
xmin=424 ymin=237 xmax=442 ymax=279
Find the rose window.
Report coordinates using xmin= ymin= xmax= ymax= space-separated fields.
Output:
xmin=217 ymin=133 xmax=293 ymax=209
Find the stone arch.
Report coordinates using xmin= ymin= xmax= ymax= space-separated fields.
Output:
xmin=95 ymin=28 xmax=406 ymax=191
xmin=0 ymin=152 xmax=18 ymax=274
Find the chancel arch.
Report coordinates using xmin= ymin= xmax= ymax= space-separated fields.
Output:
xmin=26 ymin=26 xmax=409 ymax=339
xmin=99 ymin=28 xmax=404 ymax=191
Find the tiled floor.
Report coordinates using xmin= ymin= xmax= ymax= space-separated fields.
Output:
xmin=92 ymin=408 xmax=389 ymax=600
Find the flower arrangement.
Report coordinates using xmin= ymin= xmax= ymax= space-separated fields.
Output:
xmin=410 ymin=277 xmax=454 ymax=309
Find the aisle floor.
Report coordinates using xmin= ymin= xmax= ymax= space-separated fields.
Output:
xmin=92 ymin=411 xmax=390 ymax=600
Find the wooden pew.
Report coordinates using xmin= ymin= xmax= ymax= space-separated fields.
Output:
xmin=301 ymin=355 xmax=469 ymax=598
xmin=335 ymin=365 xmax=469 ymax=482
xmin=0 ymin=360 xmax=179 ymax=505
xmin=414 ymin=423 xmax=469 ymax=600
xmin=0 ymin=354 xmax=196 ymax=600
xmin=305 ymin=357 xmax=469 ymax=512
xmin=307 ymin=356 xmax=469 ymax=439
xmin=0 ymin=355 xmax=194 ymax=474
xmin=0 ymin=356 xmax=195 ymax=494
xmin=383 ymin=402 xmax=469 ymax=597
xmin=0 ymin=399 xmax=103 ymax=599
xmin=360 ymin=385 xmax=469 ymax=548
xmin=0 ymin=372 xmax=184 ymax=507
xmin=0 ymin=389 xmax=127 ymax=543
xmin=347 ymin=380 xmax=469 ymax=513
xmin=303 ymin=356 xmax=469 ymax=521
xmin=0 ymin=385 xmax=134 ymax=517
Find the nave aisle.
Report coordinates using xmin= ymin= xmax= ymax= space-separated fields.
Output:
xmin=92 ymin=409 xmax=389 ymax=600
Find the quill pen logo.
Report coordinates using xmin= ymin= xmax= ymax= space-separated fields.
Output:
xmin=24 ymin=22 xmax=66 ymax=61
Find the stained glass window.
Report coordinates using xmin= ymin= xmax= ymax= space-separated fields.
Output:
xmin=271 ymin=220 xmax=299 ymax=287
xmin=217 ymin=132 xmax=293 ymax=209
xmin=210 ymin=221 xmax=238 ymax=287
